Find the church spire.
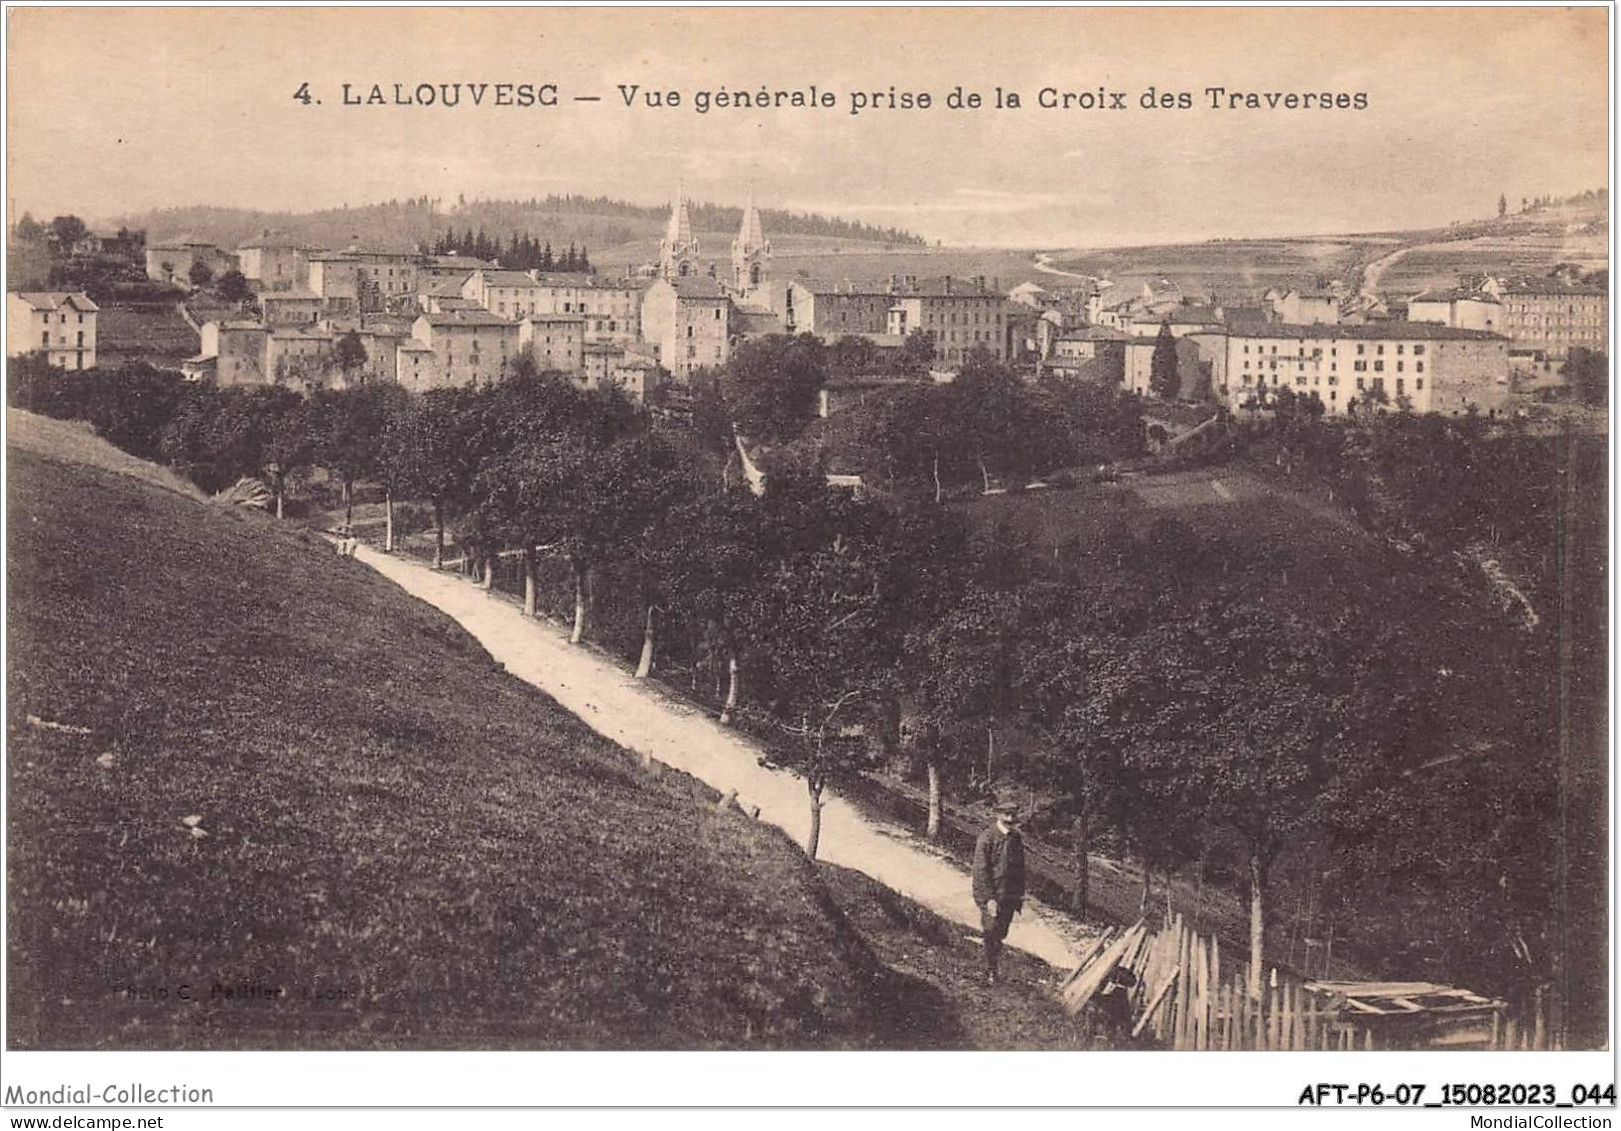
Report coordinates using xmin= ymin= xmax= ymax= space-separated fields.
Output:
xmin=731 ymin=190 xmax=771 ymax=296
xmin=659 ymin=184 xmax=700 ymax=280
xmin=735 ymin=191 xmax=765 ymax=255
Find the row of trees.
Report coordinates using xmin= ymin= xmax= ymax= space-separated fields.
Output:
xmin=9 ymin=344 xmax=1578 ymax=1015
xmin=706 ymin=336 xmax=1148 ymax=499
xmin=428 ymin=229 xmax=591 ymax=273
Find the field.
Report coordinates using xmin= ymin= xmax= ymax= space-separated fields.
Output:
xmin=1050 ymin=237 xmax=1392 ymax=299
xmin=1375 ymin=231 xmax=1608 ymax=295
xmin=954 ymin=464 xmax=1377 ymax=615
xmin=95 ymin=304 xmax=200 ymax=367
xmin=6 ymin=413 xmax=1083 ymax=1050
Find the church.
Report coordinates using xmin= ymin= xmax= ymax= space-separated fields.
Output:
xmin=639 ymin=189 xmax=784 ymax=381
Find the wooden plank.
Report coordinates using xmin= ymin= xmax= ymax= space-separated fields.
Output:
xmin=1132 ymin=970 xmax=1179 ymax=1039
xmin=1059 ymin=928 xmax=1115 ymax=993
xmin=1062 ymin=920 xmax=1146 ymax=1016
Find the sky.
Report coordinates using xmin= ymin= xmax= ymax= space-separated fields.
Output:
xmin=6 ymin=6 xmax=1611 ymax=248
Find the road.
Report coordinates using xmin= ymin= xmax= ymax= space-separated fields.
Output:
xmin=355 ymin=544 xmax=1090 ymax=971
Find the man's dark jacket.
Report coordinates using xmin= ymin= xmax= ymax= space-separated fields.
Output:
xmin=972 ymin=823 xmax=1027 ymax=910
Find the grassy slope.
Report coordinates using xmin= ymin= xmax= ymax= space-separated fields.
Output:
xmin=5 ymin=445 xmax=885 ymax=1050
xmin=7 ymin=428 xmax=1088 ymax=1050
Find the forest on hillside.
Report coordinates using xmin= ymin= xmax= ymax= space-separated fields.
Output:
xmin=108 ymin=194 xmax=926 ymax=257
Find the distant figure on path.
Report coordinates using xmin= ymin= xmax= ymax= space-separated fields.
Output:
xmin=972 ymin=798 xmax=1027 ymax=986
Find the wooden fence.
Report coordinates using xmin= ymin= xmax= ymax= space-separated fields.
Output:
xmin=1060 ymin=913 xmax=1544 ymax=1051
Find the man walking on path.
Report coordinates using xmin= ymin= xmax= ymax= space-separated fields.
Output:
xmin=972 ymin=799 xmax=1027 ymax=986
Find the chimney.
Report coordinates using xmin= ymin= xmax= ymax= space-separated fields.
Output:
xmin=943 ymin=275 xmax=953 ymax=295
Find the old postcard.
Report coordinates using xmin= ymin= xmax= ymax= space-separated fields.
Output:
xmin=2 ymin=3 xmax=1612 ymax=1119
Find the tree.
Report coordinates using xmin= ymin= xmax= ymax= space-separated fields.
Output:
xmin=13 ymin=213 xmax=44 ymax=243
xmin=188 ymin=260 xmax=214 ymax=288
xmin=309 ymin=384 xmax=406 ymax=527
xmin=721 ymin=334 xmax=828 ymax=443
xmin=85 ymin=363 xmax=191 ymax=461
xmin=655 ymin=488 xmax=769 ymax=720
xmin=334 ymin=330 xmax=368 ymax=386
xmin=391 ymin=388 xmax=481 ymax=568
xmin=1150 ymin=321 xmax=1179 ymax=399
xmin=751 ymin=518 xmax=887 ymax=859
xmin=908 ymin=584 xmax=1023 ymax=838
xmin=48 ymin=215 xmax=88 ymax=251
xmin=218 ymin=270 xmax=252 ymax=305
xmin=1074 ymin=602 xmax=1403 ymax=996
xmin=1562 ymin=348 xmax=1607 ymax=407
xmin=1498 ymin=194 xmax=1508 ymax=219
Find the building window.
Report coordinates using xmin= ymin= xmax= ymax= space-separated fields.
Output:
xmin=1374 ymin=360 xmax=1384 ymax=372
xmin=1416 ymin=378 xmax=1424 ymax=391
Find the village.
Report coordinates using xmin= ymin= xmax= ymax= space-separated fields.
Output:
xmin=5 ymin=190 xmax=1608 ymax=437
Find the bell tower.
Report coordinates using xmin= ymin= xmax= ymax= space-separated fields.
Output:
xmin=731 ymin=192 xmax=771 ymax=297
xmin=659 ymin=186 xmax=700 ymax=280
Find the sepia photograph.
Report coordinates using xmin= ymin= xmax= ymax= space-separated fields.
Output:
xmin=1 ymin=2 xmax=1613 ymax=1116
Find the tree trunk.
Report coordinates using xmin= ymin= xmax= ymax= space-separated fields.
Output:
xmin=274 ymin=475 xmax=285 ymax=520
xmin=932 ymin=451 xmax=943 ymax=505
xmin=570 ymin=562 xmax=587 ymax=644
xmin=805 ymin=778 xmax=824 ymax=861
xmin=985 ymin=726 xmax=995 ymax=785
xmin=522 ymin=547 xmax=538 ymax=617
xmin=1140 ymin=863 xmax=1153 ymax=913
xmin=481 ymin=554 xmax=495 ymax=591
xmin=926 ymin=761 xmax=942 ymax=840
xmin=719 ymin=654 xmax=739 ymax=724
xmin=1072 ymin=815 xmax=1090 ymax=918
xmin=979 ymin=455 xmax=991 ymax=493
xmin=1248 ymin=852 xmax=1268 ymax=1000
xmin=384 ymin=491 xmax=395 ymax=553
xmin=635 ymin=605 xmax=656 ymax=678
xmin=342 ymin=479 xmax=353 ymax=526
xmin=432 ymin=501 xmax=445 ymax=570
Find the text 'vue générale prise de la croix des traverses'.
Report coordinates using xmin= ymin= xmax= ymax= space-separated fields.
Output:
xmin=291 ymin=81 xmax=1372 ymax=116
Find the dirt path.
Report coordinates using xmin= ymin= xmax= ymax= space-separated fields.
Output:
xmin=355 ymin=545 xmax=1092 ymax=972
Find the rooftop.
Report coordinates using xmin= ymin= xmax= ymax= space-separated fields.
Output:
xmin=1497 ymin=277 xmax=1606 ymax=297
xmin=1410 ymin=289 xmax=1501 ymax=305
xmin=477 ymin=269 xmax=542 ymax=289
xmin=663 ymin=276 xmax=728 ymax=300
xmin=11 ymin=291 xmax=99 ymax=313
xmin=420 ymin=310 xmax=518 ymax=329
xmin=1223 ymin=321 xmax=1506 ymax=342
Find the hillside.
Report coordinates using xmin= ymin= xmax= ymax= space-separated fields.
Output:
xmin=6 ymin=419 xmax=1084 ymax=1050
xmin=108 ymin=196 xmax=924 ymax=261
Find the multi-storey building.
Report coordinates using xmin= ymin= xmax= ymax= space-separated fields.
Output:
xmin=198 ymin=320 xmax=270 ymax=385
xmin=641 ymin=276 xmax=730 ymax=380
xmin=1407 ymin=290 xmax=1502 ymax=333
xmin=306 ymin=254 xmax=363 ymax=314
xmin=885 ymin=277 xmax=1008 ymax=365
xmin=1490 ymin=277 xmax=1606 ymax=361
xmin=349 ymin=250 xmax=420 ymax=308
xmin=1195 ymin=322 xmax=1510 ymax=416
xmin=462 ymin=269 xmax=542 ymax=320
xmin=408 ymin=309 xmax=520 ymax=388
xmin=527 ymin=272 xmax=643 ymax=344
xmin=775 ymin=282 xmax=893 ymax=336
xmin=236 ymin=232 xmax=307 ymax=293
xmin=8 ymin=291 xmax=98 ymax=368
xmin=519 ymin=313 xmax=586 ymax=375
xmin=1122 ymin=335 xmax=1206 ymax=398
xmin=259 ymin=291 xmax=323 ymax=327
xmin=144 ymin=239 xmax=236 ymax=288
